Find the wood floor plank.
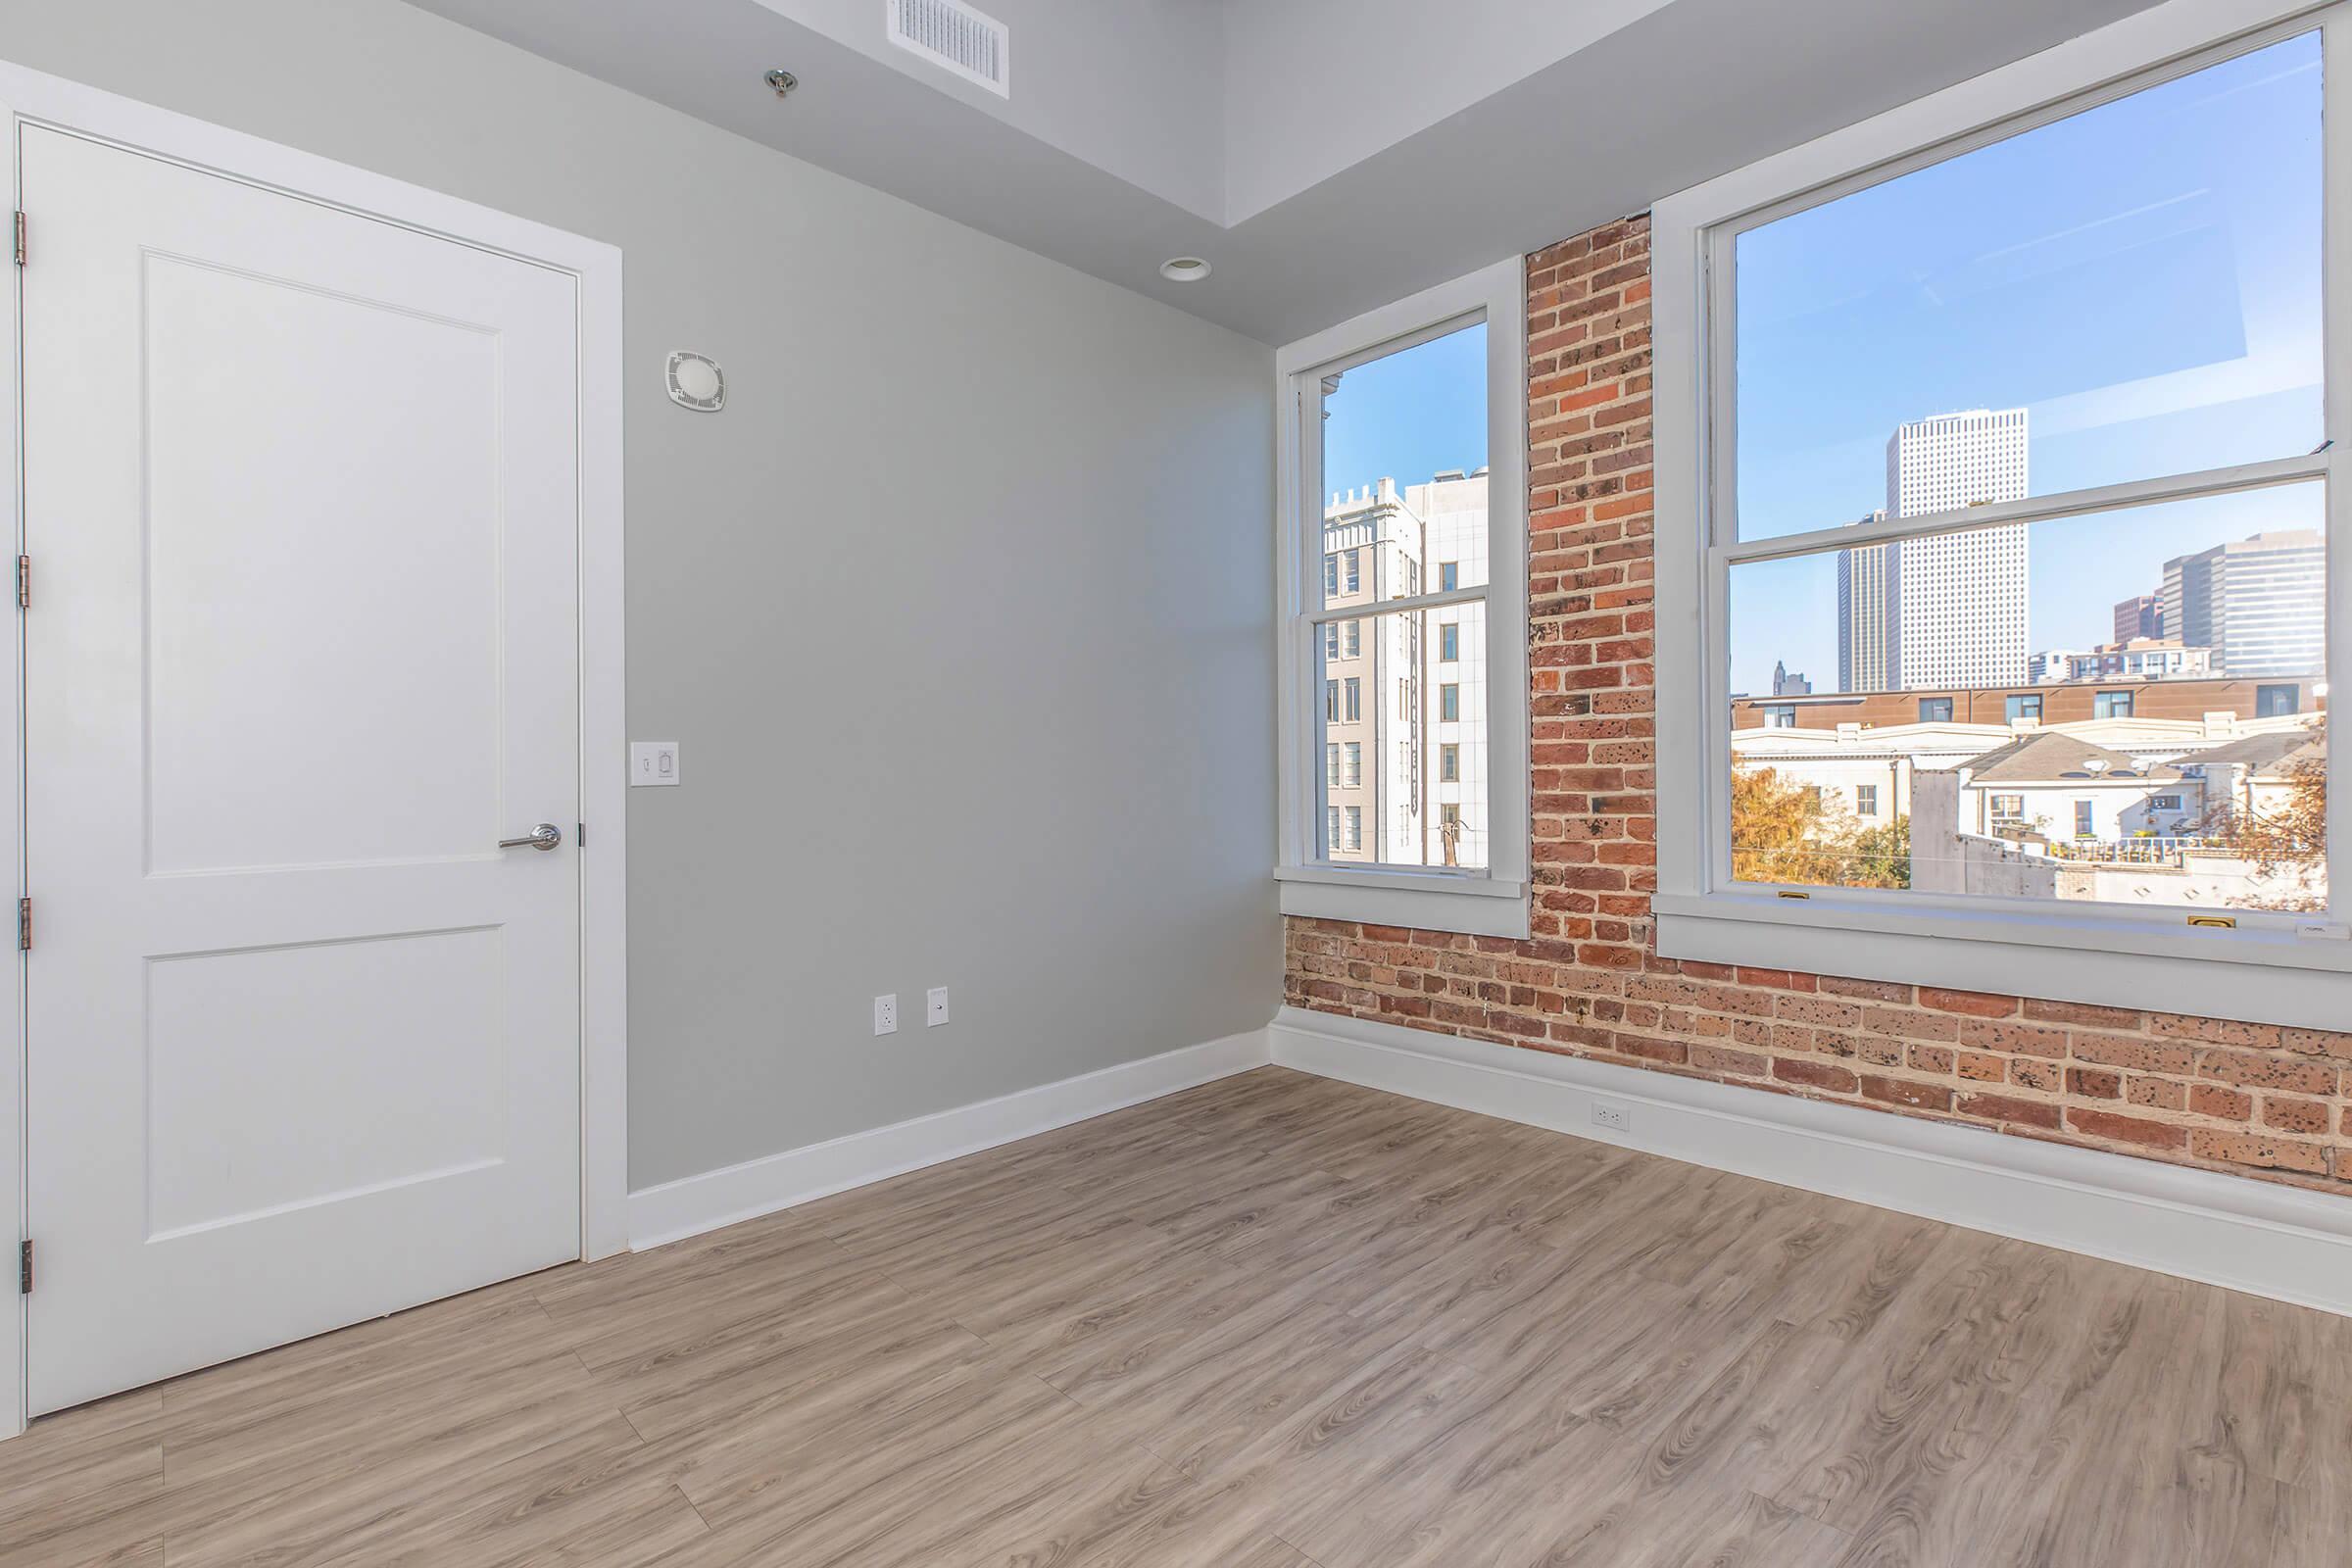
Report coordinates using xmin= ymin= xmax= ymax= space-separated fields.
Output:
xmin=3 ymin=1065 xmax=2349 ymax=1568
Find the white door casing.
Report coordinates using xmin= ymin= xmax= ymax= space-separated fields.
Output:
xmin=12 ymin=111 xmax=622 ymax=1418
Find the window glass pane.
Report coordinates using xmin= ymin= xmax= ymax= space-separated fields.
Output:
xmin=1319 ymin=322 xmax=1491 ymax=606
xmin=1727 ymin=484 xmax=2326 ymax=912
xmin=1314 ymin=601 xmax=1489 ymax=869
xmin=1734 ymin=33 xmax=2322 ymax=541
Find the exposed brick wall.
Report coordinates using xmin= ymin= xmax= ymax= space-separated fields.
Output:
xmin=1284 ymin=215 xmax=2352 ymax=1194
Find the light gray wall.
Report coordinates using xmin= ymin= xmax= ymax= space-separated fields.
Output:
xmin=0 ymin=0 xmax=1280 ymax=1189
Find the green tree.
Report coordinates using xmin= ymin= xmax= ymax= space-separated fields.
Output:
xmin=1732 ymin=765 xmax=1911 ymax=889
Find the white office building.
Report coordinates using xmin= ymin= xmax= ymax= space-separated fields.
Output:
xmin=2161 ymin=529 xmax=2326 ymax=678
xmin=1838 ymin=410 xmax=2030 ymax=691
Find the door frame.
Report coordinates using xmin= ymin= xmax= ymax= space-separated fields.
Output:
xmin=0 ymin=61 xmax=629 ymax=1439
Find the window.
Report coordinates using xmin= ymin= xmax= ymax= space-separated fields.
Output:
xmin=1344 ymin=677 xmax=1361 ymax=722
xmin=1324 ymin=623 xmax=1341 ymax=662
xmin=2152 ymin=794 xmax=2184 ymax=812
xmin=1324 ymin=679 xmax=1339 ymax=723
xmin=1345 ymin=741 xmax=1362 ymax=788
xmin=1856 ymin=784 xmax=1879 ymax=817
xmin=1757 ymin=704 xmax=1798 ymax=728
xmin=1346 ymin=806 xmax=1363 ymax=850
xmin=1345 ymin=619 xmax=1361 ymax=659
xmin=1326 ymin=742 xmax=1340 ymax=786
xmin=1327 ymin=808 xmax=1342 ymax=852
xmin=1653 ymin=5 xmax=2344 ymax=1028
xmin=1277 ymin=260 xmax=1529 ymax=937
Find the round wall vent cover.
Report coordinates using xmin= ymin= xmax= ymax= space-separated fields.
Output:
xmin=665 ymin=350 xmax=726 ymax=412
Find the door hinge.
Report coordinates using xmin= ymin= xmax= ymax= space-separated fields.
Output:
xmin=17 ymin=1240 xmax=28 ymax=1296
xmin=12 ymin=211 xmax=24 ymax=268
xmin=16 ymin=556 xmax=28 ymax=610
xmin=18 ymin=896 xmax=29 ymax=952
xmin=577 ymin=821 xmax=587 ymax=849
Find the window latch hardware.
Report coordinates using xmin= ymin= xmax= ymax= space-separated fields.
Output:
xmin=2185 ymin=914 xmax=2235 ymax=930
xmin=1776 ymin=889 xmax=1812 ymax=901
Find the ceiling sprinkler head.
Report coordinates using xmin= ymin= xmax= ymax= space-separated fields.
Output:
xmin=764 ymin=69 xmax=799 ymax=99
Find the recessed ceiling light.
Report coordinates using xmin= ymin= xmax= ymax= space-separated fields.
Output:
xmin=1160 ymin=257 xmax=1211 ymax=282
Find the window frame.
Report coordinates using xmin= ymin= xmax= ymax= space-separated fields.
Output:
xmin=1273 ymin=259 xmax=1530 ymax=937
xmin=1652 ymin=0 xmax=2352 ymax=1029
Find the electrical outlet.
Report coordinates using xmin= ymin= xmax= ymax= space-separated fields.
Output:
xmin=1591 ymin=1101 xmax=1630 ymax=1133
xmin=926 ymin=987 xmax=950 ymax=1027
xmin=629 ymin=741 xmax=681 ymax=787
xmin=873 ymin=994 xmax=898 ymax=1035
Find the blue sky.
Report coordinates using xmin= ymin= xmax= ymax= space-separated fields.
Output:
xmin=1322 ymin=323 xmax=1488 ymax=506
xmin=1315 ymin=34 xmax=2325 ymax=698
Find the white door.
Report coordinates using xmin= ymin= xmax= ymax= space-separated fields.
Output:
xmin=21 ymin=127 xmax=583 ymax=1415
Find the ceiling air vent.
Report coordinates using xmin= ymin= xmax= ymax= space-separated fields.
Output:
xmin=887 ymin=0 xmax=1009 ymax=98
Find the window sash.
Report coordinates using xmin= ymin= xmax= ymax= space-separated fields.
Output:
xmin=1654 ymin=0 xmax=2351 ymax=976
xmin=1274 ymin=258 xmax=1529 ymax=914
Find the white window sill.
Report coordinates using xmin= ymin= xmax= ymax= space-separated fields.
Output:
xmin=1653 ymin=890 xmax=2352 ymax=1032
xmin=1276 ymin=864 xmax=1530 ymax=939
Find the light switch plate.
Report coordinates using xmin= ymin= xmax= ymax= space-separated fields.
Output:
xmin=630 ymin=741 xmax=680 ymax=787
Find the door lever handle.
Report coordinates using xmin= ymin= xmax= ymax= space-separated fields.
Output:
xmin=499 ymin=823 xmax=564 ymax=852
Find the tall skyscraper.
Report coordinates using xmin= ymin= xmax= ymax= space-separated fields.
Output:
xmin=2161 ymin=530 xmax=2326 ymax=677
xmin=1837 ymin=409 xmax=2030 ymax=691
xmin=1837 ymin=526 xmax=1894 ymax=694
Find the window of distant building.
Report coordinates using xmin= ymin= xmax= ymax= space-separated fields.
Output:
xmin=2152 ymin=794 xmax=2183 ymax=812
xmin=1279 ymin=261 xmax=1527 ymax=936
xmin=1345 ymin=619 xmax=1361 ymax=659
xmin=1324 ymin=679 xmax=1338 ymax=723
xmin=1324 ymin=623 xmax=1340 ymax=662
xmin=1345 ymin=742 xmax=1362 ymax=788
xmin=1327 ymin=807 xmax=1342 ymax=852
xmin=1758 ymin=704 xmax=1798 ymax=728
xmin=1344 ymin=676 xmax=1361 ymax=722
xmin=1856 ymin=785 xmax=1879 ymax=816
xmin=1652 ymin=6 xmax=2341 ymax=1027
xmin=1345 ymin=806 xmax=1362 ymax=851
xmin=1326 ymin=742 xmax=1340 ymax=786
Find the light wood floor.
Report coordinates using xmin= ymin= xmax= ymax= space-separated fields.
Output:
xmin=6 ymin=1066 xmax=2348 ymax=1567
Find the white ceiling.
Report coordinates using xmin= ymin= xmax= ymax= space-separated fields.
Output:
xmin=403 ymin=0 xmax=2168 ymax=343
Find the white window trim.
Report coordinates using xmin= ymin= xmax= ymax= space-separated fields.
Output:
xmin=1653 ymin=0 xmax=2352 ymax=1029
xmin=1274 ymin=259 xmax=1530 ymax=939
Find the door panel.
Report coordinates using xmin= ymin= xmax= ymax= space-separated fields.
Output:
xmin=22 ymin=126 xmax=584 ymax=1415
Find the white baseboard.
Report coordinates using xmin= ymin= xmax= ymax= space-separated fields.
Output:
xmin=1269 ymin=1005 xmax=2352 ymax=1318
xmin=627 ymin=1029 xmax=1272 ymax=1250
